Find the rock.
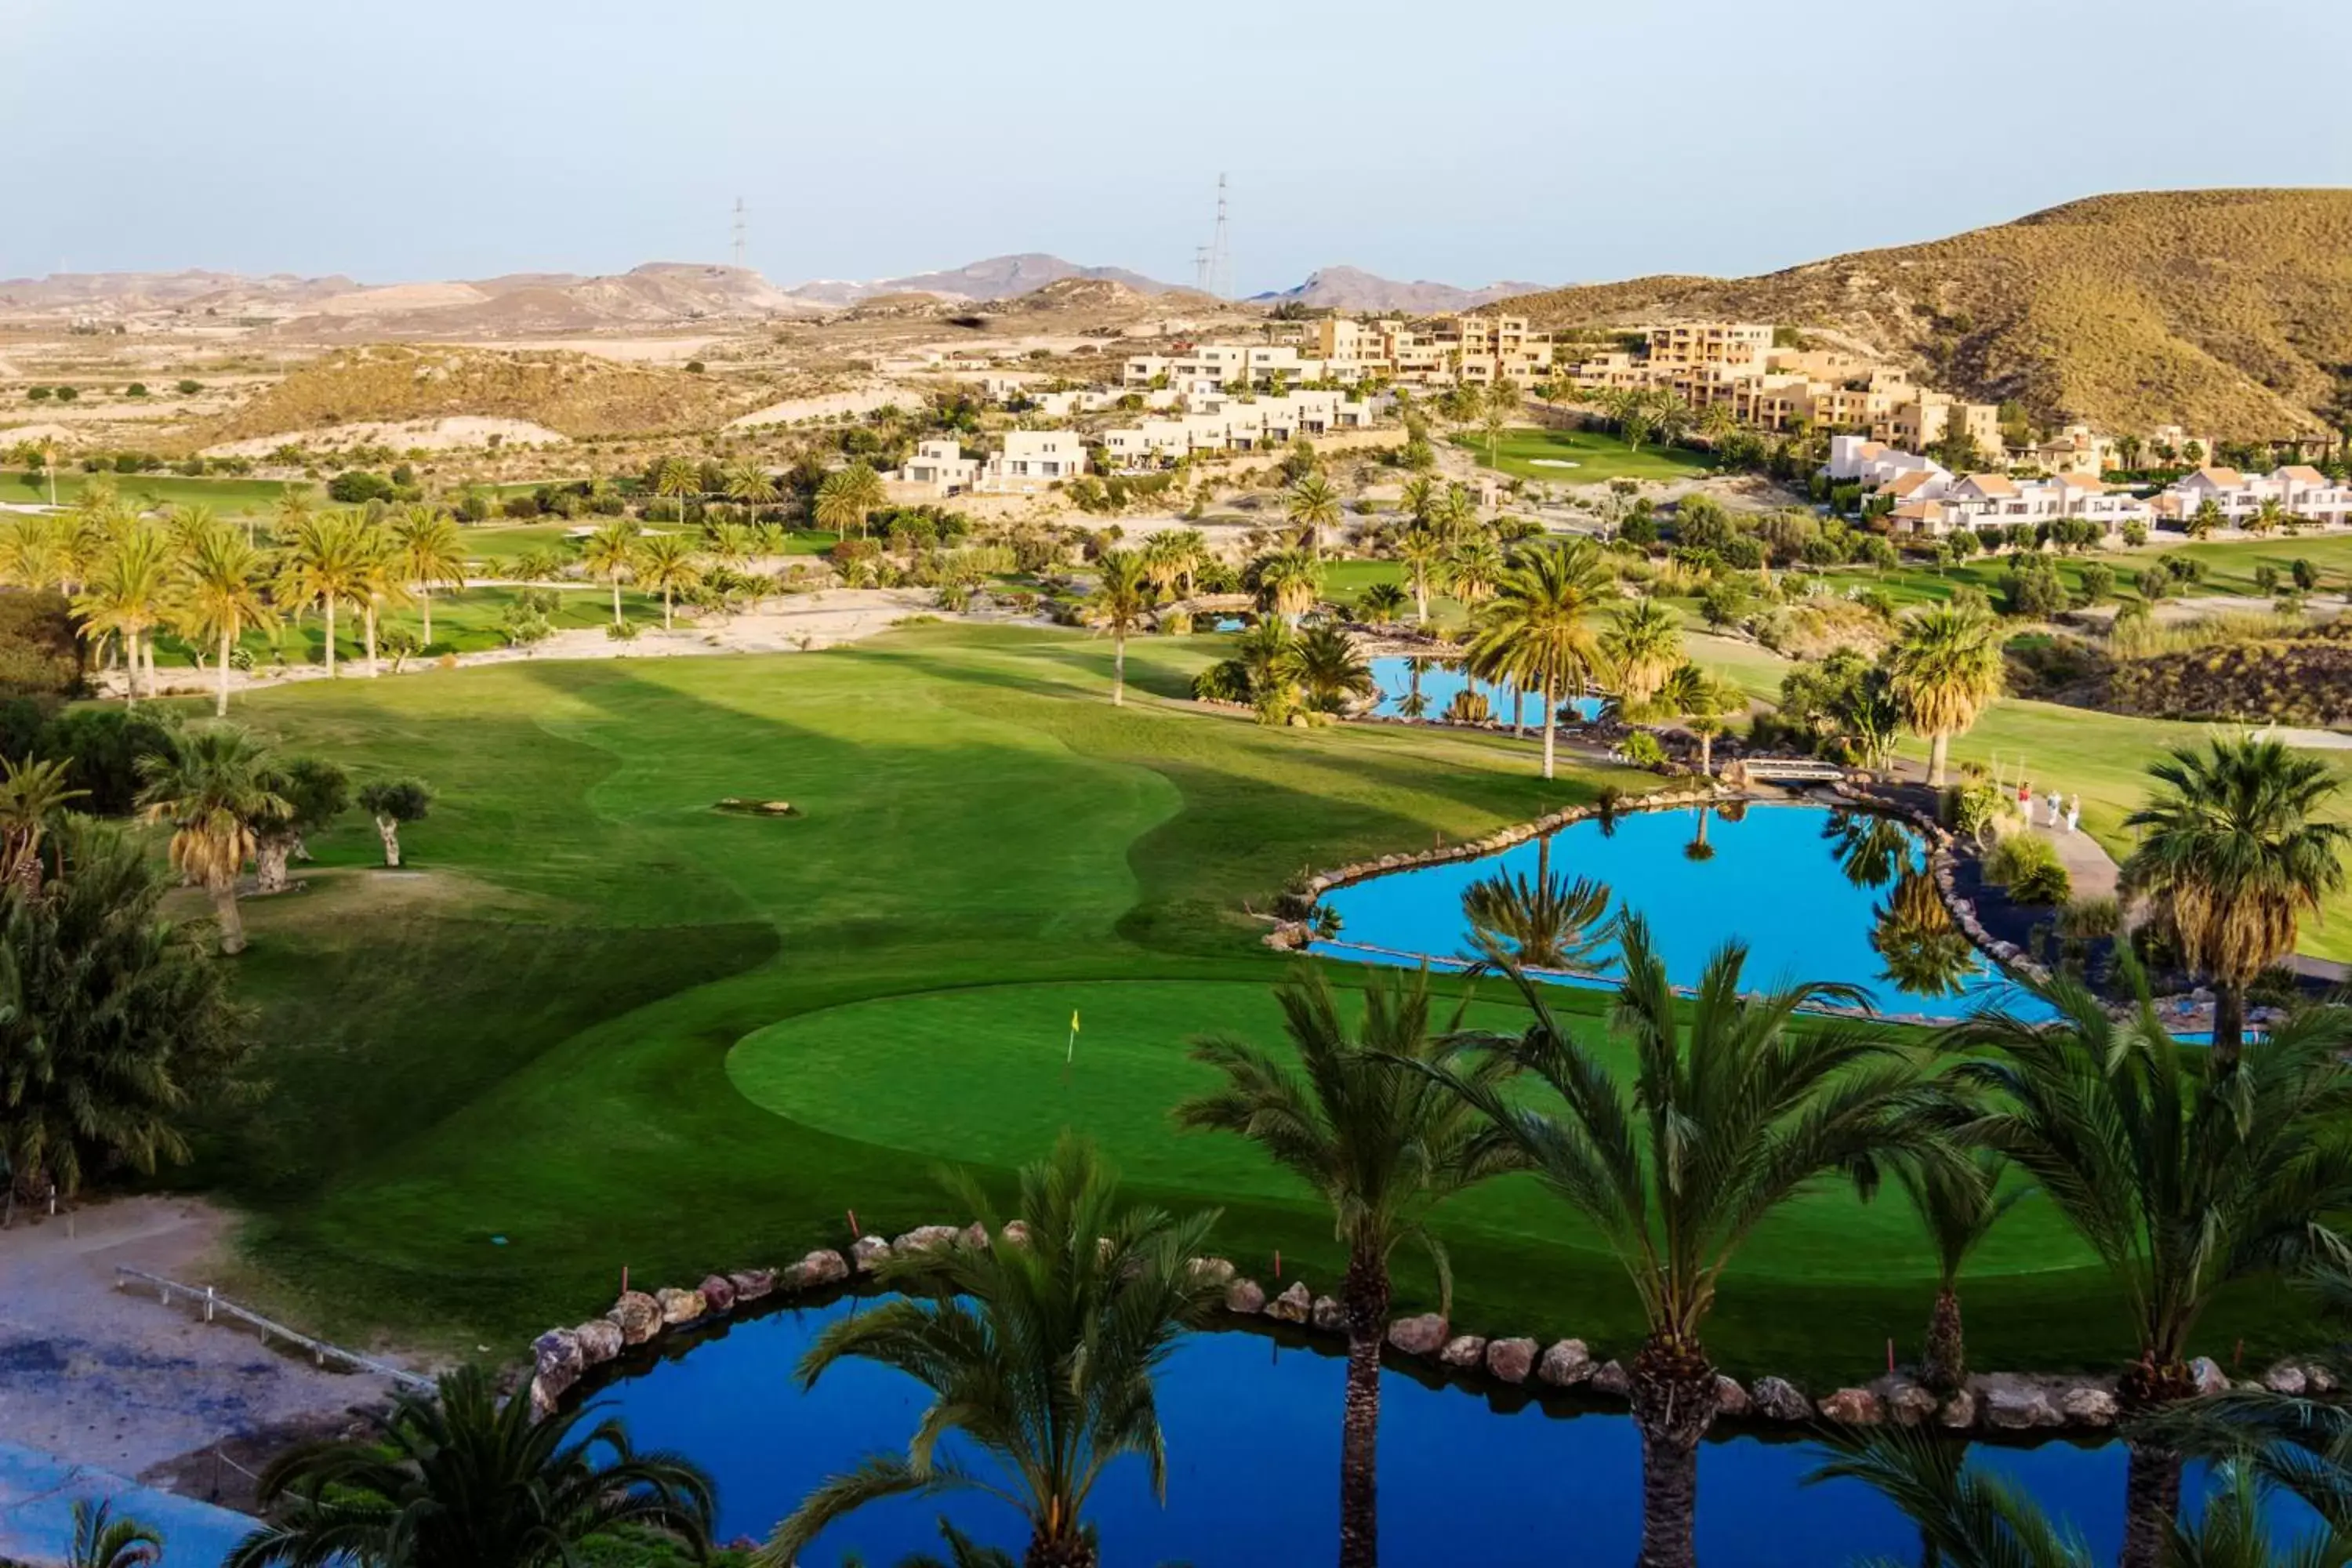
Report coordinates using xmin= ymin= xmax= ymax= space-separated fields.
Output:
xmin=1537 ymin=1340 xmax=1594 ymax=1388
xmin=789 ymin=1249 xmax=849 ymax=1290
xmin=1588 ymin=1360 xmax=1631 ymax=1398
xmin=1268 ymin=1282 xmax=1313 ymax=1324
xmin=1387 ymin=1313 xmax=1449 ymax=1356
xmin=532 ymin=1329 xmax=583 ymax=1398
xmin=2310 ymin=1364 xmax=2339 ymax=1395
xmin=1983 ymin=1382 xmax=2059 ymax=1431
xmin=1312 ymin=1296 xmax=1346 ymax=1334
xmin=895 ymin=1225 xmax=961 ymax=1254
xmin=960 ymin=1221 xmax=989 ymax=1251
xmin=607 ymin=1290 xmax=661 ymax=1345
xmin=2264 ymin=1363 xmax=2309 ymax=1396
xmin=1486 ymin=1338 xmax=1538 ymax=1385
xmin=1713 ymin=1374 xmax=1750 ymax=1417
xmin=1439 ymin=1335 xmax=1488 ymax=1370
xmin=1750 ymin=1377 xmax=1813 ymax=1422
xmin=2060 ymin=1385 xmax=2119 ymax=1428
xmin=1188 ymin=1256 xmax=1235 ymax=1287
xmin=655 ymin=1287 xmax=706 ymax=1326
xmin=1225 ymin=1279 xmax=1266 ymax=1316
xmin=728 ymin=1269 xmax=776 ymax=1303
xmin=696 ymin=1274 xmax=737 ymax=1315
xmin=1938 ymin=1388 xmax=1978 ymax=1430
xmin=2190 ymin=1356 xmax=2229 ymax=1396
xmin=1817 ymin=1388 xmax=1882 ymax=1425
xmin=1882 ymin=1380 xmax=1940 ymax=1427
xmin=572 ymin=1319 xmax=623 ymax=1367
xmin=849 ymin=1236 xmax=891 ymax=1273
xmin=1002 ymin=1221 xmax=1033 ymax=1247
xmin=529 ymin=1373 xmax=563 ymax=1421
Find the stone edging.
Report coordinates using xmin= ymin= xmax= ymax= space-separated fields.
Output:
xmin=524 ymin=1229 xmax=2338 ymax=1440
xmin=1824 ymin=781 xmax=2056 ymax=991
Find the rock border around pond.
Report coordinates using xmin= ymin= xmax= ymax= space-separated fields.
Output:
xmin=528 ymin=1235 xmax=2335 ymax=1442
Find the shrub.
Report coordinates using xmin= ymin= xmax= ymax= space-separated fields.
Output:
xmin=326 ymin=469 xmax=396 ymax=504
xmin=2057 ymin=895 xmax=2121 ymax=940
xmin=2010 ymin=858 xmax=2071 ymax=906
xmin=125 ymin=382 xmax=147 ymax=397
xmin=1619 ymin=731 xmax=1667 ymax=768
xmin=176 ymin=379 xmax=202 ymax=394
xmin=26 ymin=387 xmax=50 ymax=401
xmin=1983 ymin=831 xmax=2069 ymax=905
xmin=53 ymin=387 xmax=77 ymax=403
xmin=684 ymin=360 xmax=706 ymax=374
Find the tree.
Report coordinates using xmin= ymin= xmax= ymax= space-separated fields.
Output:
xmin=2122 ymin=736 xmax=2350 ymax=1065
xmin=389 ymin=505 xmax=466 ymax=648
xmin=1394 ymin=526 xmax=1444 ymax=626
xmin=136 ymin=725 xmax=286 ymax=956
xmin=349 ymin=514 xmax=408 ymax=678
xmin=1459 ymin=859 xmax=1613 ymax=972
xmin=724 ymin=460 xmax=779 ymax=516
xmin=1653 ymin=662 xmax=1734 ymax=774
xmin=62 ymin=1499 xmax=163 ymax=1568
xmin=1600 ymin=599 xmax=1685 ymax=710
xmin=227 ymin=1364 xmax=714 ymax=1568
xmin=1177 ymin=967 xmax=1505 ymax=1568
xmin=1355 ymin=581 xmax=1409 ymax=625
xmin=1900 ymin=1149 xmax=2025 ymax=1393
xmin=0 ymin=815 xmax=245 ymax=1210
xmin=71 ymin=521 xmax=172 ymax=703
xmin=578 ymin=518 xmax=642 ymax=629
xmin=174 ymin=523 xmax=278 ymax=717
xmin=815 ymin=463 xmax=888 ymax=539
xmin=252 ymin=757 xmax=348 ymax=895
xmin=0 ymin=755 xmax=83 ymax=891
xmin=1087 ymin=549 xmax=1155 ymax=706
xmin=1249 ymin=548 xmax=1324 ymax=626
xmin=1421 ymin=917 xmax=1958 ymax=1568
xmin=2188 ymin=498 xmax=2225 ymax=539
xmin=633 ymin=532 xmax=702 ymax=630
xmin=1294 ymin=624 xmax=1375 ymax=713
xmin=1886 ymin=604 xmax=2005 ymax=786
xmin=650 ymin=453 xmax=701 ymax=514
xmin=1286 ymin=473 xmax=1342 ymax=552
xmin=356 ymin=778 xmax=434 ymax=868
xmin=1464 ymin=539 xmax=1614 ymax=780
xmin=1948 ymin=971 xmax=2352 ymax=1568
xmin=764 ymin=1134 xmax=1221 ymax=1568
xmin=273 ymin=510 xmax=372 ymax=679
xmin=1441 ymin=538 xmax=1506 ymax=610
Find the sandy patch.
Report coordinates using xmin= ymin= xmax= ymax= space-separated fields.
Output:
xmin=0 ymin=1197 xmax=419 ymax=1478
xmin=304 ymin=282 xmax=492 ymax=317
xmin=201 ymin=416 xmax=568 ymax=458
xmin=728 ymin=385 xmax=906 ymax=428
xmin=0 ymin=422 xmax=82 ymax=447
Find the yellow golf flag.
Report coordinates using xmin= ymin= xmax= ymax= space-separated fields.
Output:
xmin=1070 ymin=1010 xmax=1081 ymax=1033
xmin=1065 ymin=1008 xmax=1080 ymax=1066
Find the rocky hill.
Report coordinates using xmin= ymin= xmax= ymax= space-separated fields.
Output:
xmin=1250 ymin=266 xmax=1548 ymax=314
xmin=786 ymin=254 xmax=1175 ymax=305
xmin=1501 ymin=190 xmax=2352 ymax=437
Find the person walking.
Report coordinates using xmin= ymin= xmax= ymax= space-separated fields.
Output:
xmin=2045 ymin=787 xmax=2063 ymax=829
xmin=2065 ymin=794 xmax=2081 ymax=834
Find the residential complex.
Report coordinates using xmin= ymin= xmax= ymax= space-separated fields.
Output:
xmin=1120 ymin=313 xmax=1555 ymax=391
xmin=2154 ymin=465 xmax=2352 ymax=528
xmin=1827 ymin=436 xmax=2153 ymax=538
xmin=887 ymin=430 xmax=1091 ymax=500
xmin=1101 ymin=388 xmax=1385 ymax=470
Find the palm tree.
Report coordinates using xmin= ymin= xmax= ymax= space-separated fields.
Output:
xmin=1464 ymin=539 xmax=1614 ymax=780
xmin=763 ymin=1134 xmax=1220 ymax=1568
xmin=1887 ymin=604 xmax=2004 ymax=786
xmin=815 ymin=463 xmax=888 ymax=539
xmin=1177 ymin=967 xmax=1506 ymax=1568
xmin=273 ymin=510 xmax=372 ymax=678
xmin=1441 ymin=538 xmax=1507 ymax=611
xmin=1287 ymin=473 xmax=1343 ymax=552
xmin=1900 ymin=1149 xmax=2026 ymax=1394
xmin=0 ymin=755 xmax=84 ymax=890
xmin=578 ymin=518 xmax=642 ymax=629
xmin=389 ymin=504 xmax=466 ymax=648
xmin=1653 ymin=662 xmax=1734 ymax=774
xmin=349 ymin=516 xmax=408 ymax=678
xmin=1459 ymin=860 xmax=1613 ymax=971
xmin=1422 ymin=917 xmax=1961 ymax=1568
xmin=1947 ymin=971 xmax=2352 ymax=1568
xmin=2122 ymin=736 xmax=2350 ymax=1065
xmin=1399 ymin=474 xmax=1439 ymax=526
xmin=1250 ymin=547 xmax=1324 ymax=627
xmin=136 ymin=725 xmax=287 ymax=956
xmin=724 ymin=459 xmax=779 ymax=517
xmin=650 ymin=453 xmax=701 ymax=517
xmin=71 ymin=522 xmax=173 ymax=703
xmin=1395 ymin=526 xmax=1445 ymax=626
xmin=1356 ymin=581 xmax=1410 ymax=625
xmin=1601 ymin=599 xmax=1686 ymax=710
xmin=1234 ymin=621 xmax=1305 ymax=726
xmin=634 ymin=532 xmax=702 ymax=630
xmin=1294 ymin=624 xmax=1375 ymax=713
xmin=62 ymin=1499 xmax=162 ymax=1568
xmin=169 ymin=522 xmax=277 ymax=717
xmin=1087 ymin=549 xmax=1156 ymax=706
xmin=228 ymin=1363 xmax=714 ymax=1568
xmin=1431 ymin=483 xmax=1479 ymax=543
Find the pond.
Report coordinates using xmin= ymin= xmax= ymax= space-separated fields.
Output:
xmin=587 ymin=1295 xmax=2294 ymax=1566
xmin=1368 ymin=655 xmax=1606 ymax=725
xmin=1311 ymin=802 xmax=2047 ymax=1023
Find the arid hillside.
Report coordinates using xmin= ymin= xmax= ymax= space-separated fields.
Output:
xmin=1504 ymin=189 xmax=2352 ymax=437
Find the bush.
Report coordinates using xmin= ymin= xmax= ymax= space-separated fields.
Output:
xmin=40 ymin=706 xmax=180 ymax=815
xmin=1619 ymin=731 xmax=1667 ymax=768
xmin=1983 ymin=832 xmax=2069 ymax=905
xmin=326 ymin=469 xmax=396 ymax=504
xmin=124 ymin=382 xmax=147 ymax=397
xmin=0 ymin=590 xmax=85 ymax=697
xmin=26 ymin=387 xmax=51 ymax=401
xmin=2011 ymin=858 xmax=2071 ymax=906
xmin=176 ymin=379 xmax=202 ymax=394
xmin=53 ymin=387 xmax=77 ymax=403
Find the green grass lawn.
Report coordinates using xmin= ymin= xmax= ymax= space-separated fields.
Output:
xmin=1818 ymin=532 xmax=2352 ymax=610
xmin=4 ymin=470 xmax=295 ymax=516
xmin=1457 ymin=427 xmax=1712 ymax=487
xmin=171 ymin=626 xmax=2314 ymax=1381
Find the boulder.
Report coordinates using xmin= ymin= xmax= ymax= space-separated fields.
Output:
xmin=1881 ymin=1380 xmax=1940 ymax=1427
xmin=895 ymin=1225 xmax=961 ymax=1254
xmin=1817 ymin=1388 xmax=1882 ymax=1425
xmin=1537 ymin=1339 xmax=1594 ymax=1388
xmin=960 ymin=1221 xmax=989 ymax=1251
xmin=728 ymin=1269 xmax=777 ymax=1304
xmin=607 ymin=1290 xmax=662 ymax=1345
xmin=2190 ymin=1356 xmax=2230 ymax=1396
xmin=1982 ymin=1382 xmax=2060 ymax=1431
xmin=849 ymin=1236 xmax=891 ymax=1274
xmin=531 ymin=1328 xmax=583 ymax=1399
xmin=1225 ymin=1279 xmax=1266 ymax=1316
xmin=572 ymin=1319 xmax=624 ymax=1367
xmin=789 ymin=1249 xmax=849 ymax=1290
xmin=1750 ymin=1377 xmax=1812 ymax=1422
xmin=1311 ymin=1296 xmax=1346 ymax=1334
xmin=2264 ymin=1363 xmax=2309 ymax=1396
xmin=1188 ymin=1257 xmax=1236 ymax=1287
xmin=1486 ymin=1338 xmax=1539 ymax=1385
xmin=2310 ymin=1363 xmax=2339 ymax=1395
xmin=1002 ymin=1221 xmax=1033 ymax=1247
xmin=2059 ymin=1385 xmax=2119 ymax=1428
xmin=1713 ymin=1374 xmax=1750 ymax=1417
xmin=1439 ymin=1335 xmax=1488 ymax=1370
xmin=529 ymin=1374 xmax=563 ymax=1421
xmin=655 ymin=1287 xmax=707 ymax=1326
xmin=1268 ymin=1282 xmax=1313 ymax=1324
xmin=1387 ymin=1313 xmax=1449 ymax=1357
xmin=1938 ymin=1388 xmax=1978 ymax=1430
xmin=696 ymin=1274 xmax=737 ymax=1315
xmin=1588 ymin=1360 xmax=1632 ymax=1399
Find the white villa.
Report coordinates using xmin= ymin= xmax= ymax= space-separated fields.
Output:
xmin=1828 ymin=437 xmax=2153 ymax=539
xmin=1100 ymin=389 xmax=1385 ymax=470
xmin=887 ymin=432 xmax=1093 ymax=499
xmin=2153 ymin=465 xmax=2352 ymax=528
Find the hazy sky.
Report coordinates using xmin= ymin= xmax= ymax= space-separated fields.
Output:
xmin=8 ymin=0 xmax=2348 ymax=292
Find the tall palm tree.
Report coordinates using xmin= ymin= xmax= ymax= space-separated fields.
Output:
xmin=2122 ymin=736 xmax=2350 ymax=1065
xmin=1947 ymin=971 xmax=2352 ymax=1568
xmin=136 ymin=725 xmax=287 ymax=956
xmin=1177 ymin=967 xmax=1508 ymax=1568
xmin=763 ymin=1134 xmax=1220 ymax=1568
xmin=228 ymin=1364 xmax=713 ymax=1568
xmin=815 ymin=463 xmax=887 ymax=539
xmin=1464 ymin=539 xmax=1614 ymax=780
xmin=650 ymin=453 xmax=701 ymax=517
xmin=1653 ymin=662 xmax=1734 ymax=774
xmin=273 ymin=510 xmax=372 ymax=678
xmin=71 ymin=521 xmax=173 ymax=703
xmin=62 ymin=1499 xmax=162 ymax=1568
xmin=174 ymin=523 xmax=278 ymax=717
xmin=724 ymin=459 xmax=779 ymax=517
xmin=1431 ymin=483 xmax=1478 ymax=543
xmin=349 ymin=516 xmax=408 ymax=678
xmin=1394 ymin=526 xmax=1445 ymax=627
xmin=0 ymin=755 xmax=84 ymax=890
xmin=1087 ymin=549 xmax=1155 ymax=706
xmin=0 ymin=510 xmax=72 ymax=594
xmin=1440 ymin=538 xmax=1506 ymax=612
xmin=1287 ymin=473 xmax=1343 ymax=552
xmin=1887 ymin=604 xmax=2005 ymax=786
xmin=1459 ymin=862 xmax=1613 ymax=972
xmin=1294 ymin=624 xmax=1375 ymax=713
xmin=1898 ymin=1149 xmax=2026 ymax=1394
xmin=1601 ymin=599 xmax=1685 ymax=710
xmin=388 ymin=504 xmax=466 ymax=648
xmin=1421 ymin=916 xmax=1961 ymax=1568
xmin=634 ymin=532 xmax=702 ymax=630
xmin=1233 ymin=621 xmax=1305 ymax=727
xmin=1250 ymin=547 xmax=1324 ymax=627
xmin=578 ymin=518 xmax=642 ymax=629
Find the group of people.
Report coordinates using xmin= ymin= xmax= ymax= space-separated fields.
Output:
xmin=2017 ymin=780 xmax=2082 ymax=834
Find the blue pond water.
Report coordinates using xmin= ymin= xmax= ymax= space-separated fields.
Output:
xmin=1368 ymin=655 xmax=1606 ymax=725
xmin=588 ymin=1295 xmax=2284 ymax=1566
xmin=1312 ymin=801 xmax=2049 ymax=1022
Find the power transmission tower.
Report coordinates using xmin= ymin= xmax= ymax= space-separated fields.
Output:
xmin=1208 ymin=173 xmax=1232 ymax=299
xmin=1192 ymin=245 xmax=1211 ymax=294
xmin=731 ymin=197 xmax=747 ymax=269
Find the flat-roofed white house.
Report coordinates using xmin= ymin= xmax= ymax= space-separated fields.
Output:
xmin=980 ymin=430 xmax=1088 ymax=494
xmin=2154 ymin=465 xmax=2352 ymax=528
xmin=887 ymin=439 xmax=984 ymax=499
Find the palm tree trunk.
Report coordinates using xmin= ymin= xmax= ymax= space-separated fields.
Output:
xmin=123 ymin=631 xmax=140 ymax=706
xmin=1338 ymin=1247 xmax=1389 ymax=1568
xmin=611 ymin=580 xmax=623 ymax=627
xmin=1926 ymin=731 xmax=1950 ymax=787
xmin=2212 ymin=981 xmax=2247 ymax=1069
xmin=1921 ymin=1284 xmax=1965 ymax=1393
xmin=324 ymin=601 xmax=338 ymax=678
xmin=1699 ymin=730 xmax=1714 ymax=775
xmin=256 ymin=834 xmax=292 ymax=895
xmin=2121 ymin=1442 xmax=2183 ymax=1568
xmin=663 ymin=587 xmax=673 ymax=630
xmin=209 ymin=880 xmax=246 ymax=956
xmin=1022 ymin=1532 xmax=1095 ymax=1568
xmin=1112 ymin=633 xmax=1127 ymax=706
xmin=1414 ymin=569 xmax=1428 ymax=626
xmin=364 ymin=604 xmax=379 ymax=677
xmin=1540 ymin=679 xmax=1559 ymax=781
xmin=420 ymin=587 xmax=433 ymax=648
xmin=1631 ymin=1334 xmax=1719 ymax=1568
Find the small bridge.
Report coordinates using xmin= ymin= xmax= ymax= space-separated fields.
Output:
xmin=1725 ymin=757 xmax=1853 ymax=786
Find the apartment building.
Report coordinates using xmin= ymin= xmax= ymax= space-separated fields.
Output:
xmin=2154 ymin=465 xmax=2352 ymax=528
xmin=1645 ymin=321 xmax=1773 ymax=371
xmin=1830 ymin=435 xmax=2151 ymax=539
xmin=2031 ymin=424 xmax=2114 ymax=477
xmin=1100 ymin=390 xmax=1385 ymax=470
xmin=1446 ymin=314 xmax=1555 ymax=383
xmin=887 ymin=432 xmax=1092 ymax=499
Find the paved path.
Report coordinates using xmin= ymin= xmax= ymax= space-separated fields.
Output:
xmin=2020 ymin=803 xmax=2122 ymax=900
xmin=0 ymin=1443 xmax=251 ymax=1567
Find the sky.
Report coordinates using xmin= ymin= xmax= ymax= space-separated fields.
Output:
xmin=7 ymin=0 xmax=2350 ymax=294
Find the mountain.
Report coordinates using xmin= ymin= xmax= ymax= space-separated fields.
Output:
xmin=1249 ymin=266 xmax=1550 ymax=314
xmin=786 ymin=253 xmax=1177 ymax=305
xmin=1500 ymin=189 xmax=2352 ymax=437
